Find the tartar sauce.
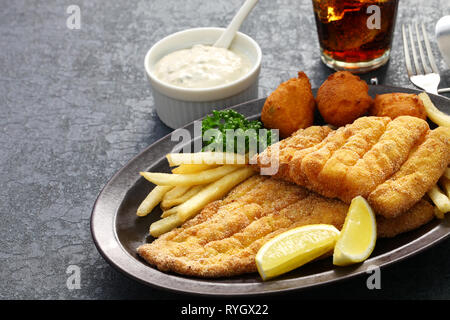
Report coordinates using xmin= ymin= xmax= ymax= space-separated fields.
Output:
xmin=153 ymin=44 xmax=252 ymax=89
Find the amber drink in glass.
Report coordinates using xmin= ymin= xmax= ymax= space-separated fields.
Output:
xmin=312 ymin=0 xmax=399 ymax=73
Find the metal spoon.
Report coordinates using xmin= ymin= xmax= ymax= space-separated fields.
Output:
xmin=213 ymin=0 xmax=259 ymax=49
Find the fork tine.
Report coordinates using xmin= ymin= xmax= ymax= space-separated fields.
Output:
xmin=402 ymin=24 xmax=414 ymax=78
xmin=408 ymin=24 xmax=422 ymax=75
xmin=421 ymin=22 xmax=440 ymax=74
xmin=415 ymin=22 xmax=432 ymax=74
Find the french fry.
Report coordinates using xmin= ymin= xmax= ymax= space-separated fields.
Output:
xmin=177 ymin=167 xmax=256 ymax=222
xmin=150 ymin=214 xmax=183 ymax=237
xmin=172 ymin=163 xmax=218 ymax=174
xmin=419 ymin=92 xmax=450 ymax=127
xmin=163 ymin=185 xmax=191 ymax=201
xmin=136 ymin=185 xmax=173 ymax=217
xmin=427 ymin=185 xmax=450 ymax=213
xmin=439 ymin=177 xmax=450 ymax=198
xmin=161 ymin=206 xmax=179 ymax=218
xmin=140 ymin=165 xmax=239 ymax=187
xmin=161 ymin=184 xmax=206 ymax=210
xmin=166 ymin=152 xmax=248 ymax=166
xmin=160 ymin=200 xmax=176 ymax=211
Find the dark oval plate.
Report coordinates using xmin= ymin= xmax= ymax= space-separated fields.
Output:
xmin=91 ymin=85 xmax=450 ymax=296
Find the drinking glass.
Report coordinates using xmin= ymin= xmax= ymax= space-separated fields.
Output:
xmin=312 ymin=0 xmax=399 ymax=73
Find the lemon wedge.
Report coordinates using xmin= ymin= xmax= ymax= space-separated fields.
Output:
xmin=333 ymin=196 xmax=377 ymax=266
xmin=256 ymin=224 xmax=340 ymax=281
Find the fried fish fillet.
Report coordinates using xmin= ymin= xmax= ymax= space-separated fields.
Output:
xmin=255 ymin=116 xmax=450 ymax=216
xmin=255 ymin=125 xmax=333 ymax=179
xmin=137 ymin=176 xmax=434 ymax=277
xmin=368 ymin=127 xmax=450 ymax=218
xmin=341 ymin=116 xmax=429 ymax=202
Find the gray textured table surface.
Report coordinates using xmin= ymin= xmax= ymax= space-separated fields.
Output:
xmin=2 ymin=0 xmax=450 ymax=300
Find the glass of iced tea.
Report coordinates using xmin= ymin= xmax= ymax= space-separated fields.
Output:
xmin=312 ymin=0 xmax=399 ymax=73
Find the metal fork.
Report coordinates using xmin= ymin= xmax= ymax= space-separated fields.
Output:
xmin=402 ymin=22 xmax=446 ymax=95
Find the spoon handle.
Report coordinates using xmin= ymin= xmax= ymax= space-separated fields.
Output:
xmin=213 ymin=0 xmax=259 ymax=48
xmin=438 ymin=88 xmax=450 ymax=94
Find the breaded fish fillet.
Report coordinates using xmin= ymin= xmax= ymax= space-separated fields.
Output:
xmin=315 ymin=117 xmax=390 ymax=195
xmin=255 ymin=116 xmax=450 ymax=216
xmin=255 ymin=125 xmax=332 ymax=179
xmin=301 ymin=117 xmax=392 ymax=198
xmin=369 ymin=127 xmax=450 ymax=218
xmin=342 ymin=116 xmax=429 ymax=201
xmin=376 ymin=199 xmax=435 ymax=238
xmin=137 ymin=176 xmax=434 ymax=278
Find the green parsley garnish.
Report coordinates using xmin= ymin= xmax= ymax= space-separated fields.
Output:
xmin=202 ymin=109 xmax=272 ymax=154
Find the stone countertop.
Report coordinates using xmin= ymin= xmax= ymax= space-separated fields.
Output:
xmin=1 ymin=0 xmax=450 ymax=299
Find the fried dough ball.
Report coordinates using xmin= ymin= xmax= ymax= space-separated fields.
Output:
xmin=369 ymin=93 xmax=427 ymax=120
xmin=261 ymin=71 xmax=315 ymax=138
xmin=316 ymin=71 xmax=373 ymax=127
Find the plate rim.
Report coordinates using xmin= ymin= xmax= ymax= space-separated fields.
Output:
xmin=91 ymin=85 xmax=450 ymax=296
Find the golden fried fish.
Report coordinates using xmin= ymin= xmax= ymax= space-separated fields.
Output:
xmin=255 ymin=116 xmax=450 ymax=217
xmin=137 ymin=176 xmax=434 ymax=277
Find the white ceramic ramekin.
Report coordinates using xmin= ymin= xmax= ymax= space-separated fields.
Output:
xmin=144 ymin=27 xmax=262 ymax=129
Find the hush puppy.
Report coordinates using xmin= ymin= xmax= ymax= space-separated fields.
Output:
xmin=316 ymin=71 xmax=373 ymax=127
xmin=261 ymin=71 xmax=315 ymax=138
xmin=369 ymin=93 xmax=427 ymax=120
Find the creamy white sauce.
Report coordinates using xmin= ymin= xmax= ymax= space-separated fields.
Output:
xmin=153 ymin=44 xmax=252 ymax=89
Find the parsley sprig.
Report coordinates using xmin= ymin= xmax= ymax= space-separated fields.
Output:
xmin=202 ymin=110 xmax=272 ymax=154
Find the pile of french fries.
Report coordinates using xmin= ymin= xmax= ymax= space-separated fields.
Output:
xmin=137 ymin=152 xmax=255 ymax=237
xmin=419 ymin=93 xmax=450 ymax=218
